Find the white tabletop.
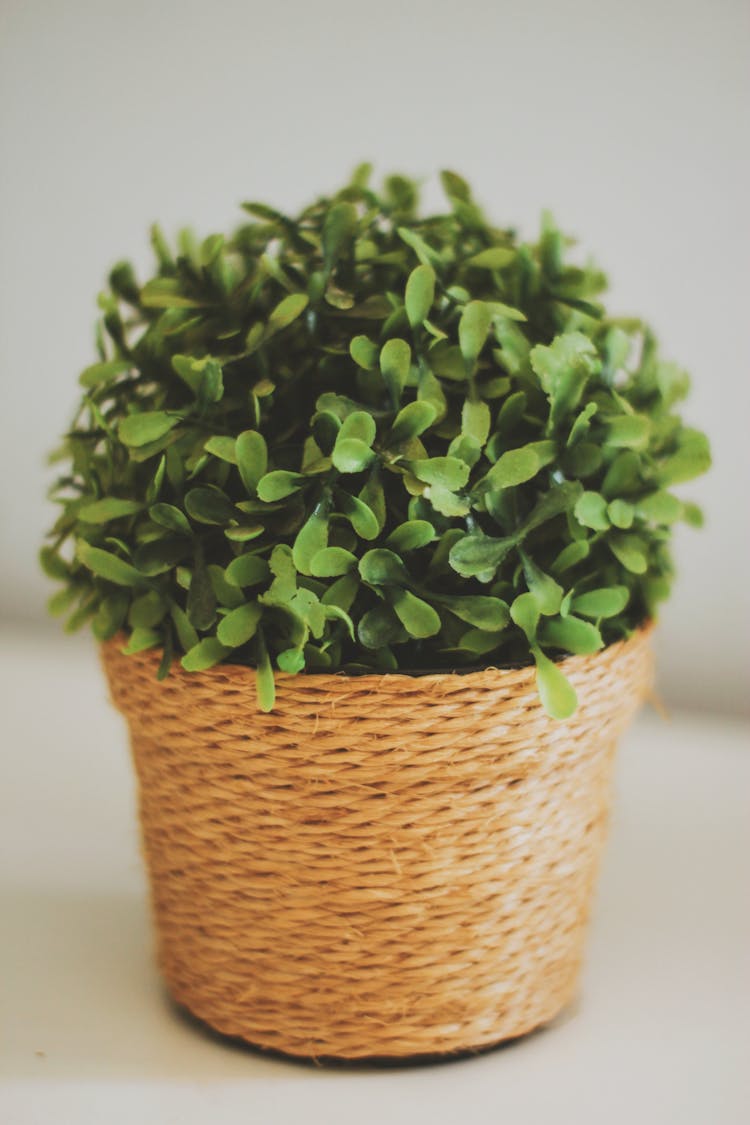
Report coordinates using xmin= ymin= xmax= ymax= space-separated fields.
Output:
xmin=1 ymin=629 xmax=748 ymax=1125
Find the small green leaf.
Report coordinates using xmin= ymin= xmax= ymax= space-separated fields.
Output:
xmin=119 ymin=411 xmax=179 ymax=448
xmin=563 ymin=442 xmax=603 ymax=479
xmin=321 ymin=571 xmax=359 ymax=611
xmin=459 ymin=300 xmax=493 ymax=369
xmin=277 ymin=647 xmax=305 ymax=673
xmin=602 ymin=451 xmax=641 ymax=497
xmin=91 ymin=593 xmax=128 ymax=640
xmin=79 ymin=360 xmax=130 ymax=387
xmin=482 ymin=446 xmax=540 ymax=491
xmin=385 ymin=520 xmax=435 ymax=552
xmin=487 ymin=301 xmax=527 ymax=323
xmin=494 ymin=322 xmax=531 ymax=374
xmin=332 ymin=438 xmax=376 ymax=473
xmin=140 ymin=278 xmax=205 ymax=309
xmin=572 ymin=586 xmax=629 ymax=618
xmin=456 ymin=628 xmax=505 ymax=655
xmin=149 ymin=503 xmax=192 ymax=536
xmin=397 ymin=226 xmax=440 ymax=267
xmin=358 ymin=604 xmax=404 ymax=649
xmin=245 ymin=322 xmax=265 ymax=353
xmin=461 ymin=400 xmax=491 ymax=446
xmin=551 ymin=540 xmax=590 ymax=574
xmin=79 ymin=498 xmax=143 ymax=523
xmin=389 ymin=588 xmax=441 ymax=638
xmin=408 ymin=456 xmax=470 ymax=490
xmin=465 ymin=246 xmax=515 ymax=269
xmin=602 ymin=326 xmax=631 ymax=376
xmin=48 ymin=587 xmax=78 ymax=616
xmin=541 ymin=615 xmax=603 ymax=655
xmin=534 ymin=648 xmax=577 ymax=720
xmin=380 ymin=338 xmax=411 ymax=407
xmin=682 ymin=502 xmax=704 ymax=528
xmin=40 ymin=546 xmax=71 ymax=581
xmin=225 ymin=553 xmax=270 ymax=588
xmin=208 ymin=564 xmax=244 ymax=609
xmin=292 ymin=510 xmax=328 ymax=575
xmin=168 ymin=357 xmax=203 ymax=395
xmin=574 ymin=491 xmax=610 ymax=531
xmin=358 ymin=473 xmax=386 ymax=532
xmin=185 ymin=487 xmax=234 ymax=526
xmin=336 ymin=491 xmax=381 ymax=539
xmin=657 ymin=429 xmax=711 ymax=485
xmin=310 ymin=547 xmax=357 ymax=577
xmin=521 ymin=553 xmax=563 ymax=615
xmin=494 ymin=391 xmax=527 ymax=436
xmin=257 ymin=470 xmax=305 ymax=501
xmin=236 ymin=430 xmax=268 ymax=495
xmin=636 ymin=491 xmax=683 ymax=523
xmin=417 ymin=365 xmax=448 ymax=421
xmin=170 ymin=604 xmax=198 ymax=651
xmin=322 ymin=201 xmax=358 ymax=270
xmin=128 ymin=590 xmax=167 ymax=629
xmin=530 ymin=332 xmax=600 ymax=427
xmin=359 ymin=549 xmax=409 ymax=585
xmin=268 ymin=292 xmax=309 ymax=330
xmin=426 ymin=484 xmax=472 ymax=518
xmin=389 ymin=400 xmax=437 ymax=445
xmin=145 ymin=452 xmax=165 ymax=506
xmin=217 ymin=602 xmax=262 ymax=647
xmin=181 ymin=637 xmax=232 ymax=672
xmin=322 ymin=603 xmax=355 ymax=640
xmin=325 ymin=282 xmax=356 ymax=309
xmin=204 ymin=435 xmax=238 ymax=464
xmin=440 ymin=169 xmax=472 ymax=201
xmin=609 ymin=533 xmax=649 ymax=574
xmin=449 ymin=532 xmax=516 ymax=579
xmin=255 ymin=630 xmax=276 ymax=712
xmin=567 ymin=402 xmax=598 ymax=446
xmin=405 ymin=264 xmax=436 ymax=328
xmin=448 ymin=433 xmax=482 ymax=469
xmin=510 ymin=592 xmax=540 ymax=642
xmin=122 ymin=627 xmax=161 ymax=654
xmin=350 ymin=335 xmax=379 ymax=370
xmin=607 ymin=414 xmax=651 ymax=450
xmin=607 ymin=499 xmax=634 ymax=529
xmin=339 ymin=410 xmax=376 ymax=445
xmin=522 ymin=482 xmax=584 ymax=534
xmin=76 ymin=543 xmax=144 ymax=587
xmin=438 ymin=595 xmax=509 ymax=631
xmin=264 ymin=545 xmax=298 ymax=603
xmin=196 ymin=359 xmax=223 ymax=405
xmin=133 ymin=536 xmax=191 ymax=576
xmin=186 ymin=551 xmax=216 ymax=630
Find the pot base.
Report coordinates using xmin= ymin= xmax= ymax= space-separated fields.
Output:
xmin=168 ymin=988 xmax=571 ymax=1066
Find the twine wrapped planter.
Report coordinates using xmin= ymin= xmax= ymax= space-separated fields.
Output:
xmin=102 ymin=626 xmax=652 ymax=1060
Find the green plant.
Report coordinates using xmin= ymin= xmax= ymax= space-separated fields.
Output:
xmin=41 ymin=166 xmax=710 ymax=717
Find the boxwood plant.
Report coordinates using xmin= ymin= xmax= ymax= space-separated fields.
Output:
xmin=42 ymin=167 xmax=710 ymax=717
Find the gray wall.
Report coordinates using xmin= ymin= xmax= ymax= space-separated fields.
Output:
xmin=2 ymin=0 xmax=748 ymax=713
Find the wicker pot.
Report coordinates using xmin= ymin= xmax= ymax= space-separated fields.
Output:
xmin=101 ymin=627 xmax=652 ymax=1060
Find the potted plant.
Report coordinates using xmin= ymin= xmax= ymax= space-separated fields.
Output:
xmin=42 ymin=166 xmax=710 ymax=1060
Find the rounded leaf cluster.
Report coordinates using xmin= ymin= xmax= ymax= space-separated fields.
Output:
xmin=42 ymin=166 xmax=710 ymax=716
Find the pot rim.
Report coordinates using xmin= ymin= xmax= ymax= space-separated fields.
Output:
xmin=103 ymin=618 xmax=654 ymax=688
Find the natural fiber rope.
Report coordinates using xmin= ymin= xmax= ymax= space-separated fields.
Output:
xmin=101 ymin=626 xmax=653 ymax=1060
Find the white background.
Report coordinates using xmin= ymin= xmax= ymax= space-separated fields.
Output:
xmin=1 ymin=0 xmax=748 ymax=714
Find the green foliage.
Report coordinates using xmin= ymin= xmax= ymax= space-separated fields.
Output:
xmin=42 ymin=168 xmax=710 ymax=716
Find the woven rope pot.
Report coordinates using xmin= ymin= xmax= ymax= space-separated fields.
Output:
xmin=102 ymin=625 xmax=652 ymax=1061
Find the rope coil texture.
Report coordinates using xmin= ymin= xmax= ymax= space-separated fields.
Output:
xmin=102 ymin=627 xmax=652 ymax=1060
